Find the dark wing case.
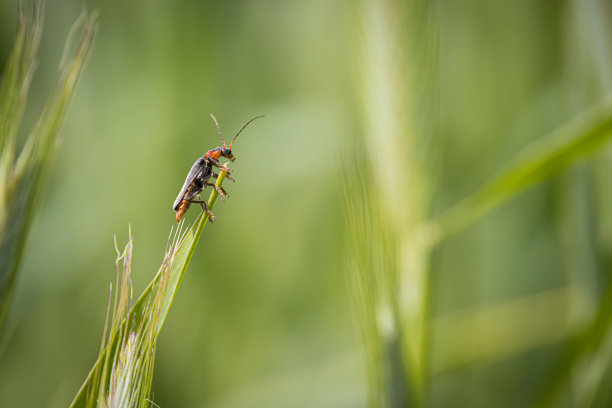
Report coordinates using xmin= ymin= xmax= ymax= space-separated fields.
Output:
xmin=173 ymin=158 xmax=206 ymax=211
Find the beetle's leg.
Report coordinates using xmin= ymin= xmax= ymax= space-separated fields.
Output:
xmin=208 ymin=156 xmax=233 ymax=175
xmin=212 ymin=171 xmax=235 ymax=182
xmin=208 ymin=156 xmax=222 ymax=168
xmin=188 ymin=195 xmax=215 ymax=222
xmin=218 ymin=163 xmax=233 ymax=174
xmin=186 ymin=198 xmax=208 ymax=210
xmin=206 ymin=182 xmax=229 ymax=200
xmin=183 ymin=186 xmax=203 ymax=202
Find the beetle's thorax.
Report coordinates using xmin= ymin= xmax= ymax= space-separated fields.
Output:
xmin=205 ymin=147 xmax=223 ymax=160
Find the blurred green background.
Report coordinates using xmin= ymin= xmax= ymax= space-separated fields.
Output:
xmin=1 ymin=0 xmax=612 ymax=407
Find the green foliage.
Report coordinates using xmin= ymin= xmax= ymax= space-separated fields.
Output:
xmin=3 ymin=1 xmax=612 ymax=407
xmin=348 ymin=0 xmax=438 ymax=406
xmin=70 ymin=170 xmax=228 ymax=408
xmin=423 ymin=96 xmax=612 ymax=248
xmin=0 ymin=5 xmax=97 ymax=336
xmin=346 ymin=1 xmax=612 ymax=407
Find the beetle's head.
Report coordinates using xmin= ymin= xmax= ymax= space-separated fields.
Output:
xmin=209 ymin=113 xmax=264 ymax=163
xmin=220 ymin=147 xmax=235 ymax=161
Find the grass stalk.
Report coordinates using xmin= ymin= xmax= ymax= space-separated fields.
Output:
xmin=347 ymin=0 xmax=438 ymax=406
xmin=70 ymin=169 xmax=228 ymax=408
xmin=348 ymin=3 xmax=612 ymax=407
xmin=0 ymin=4 xmax=97 ymax=338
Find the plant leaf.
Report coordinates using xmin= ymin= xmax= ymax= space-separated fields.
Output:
xmin=421 ymin=96 xmax=612 ymax=248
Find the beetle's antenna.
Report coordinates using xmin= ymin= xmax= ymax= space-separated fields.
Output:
xmin=210 ymin=114 xmax=226 ymax=147
xmin=229 ymin=114 xmax=265 ymax=149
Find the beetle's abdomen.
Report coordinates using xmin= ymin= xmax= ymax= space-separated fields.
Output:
xmin=176 ymin=199 xmax=191 ymax=222
xmin=175 ymin=182 xmax=199 ymax=222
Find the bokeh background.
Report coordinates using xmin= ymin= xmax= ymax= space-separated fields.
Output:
xmin=1 ymin=0 xmax=612 ymax=407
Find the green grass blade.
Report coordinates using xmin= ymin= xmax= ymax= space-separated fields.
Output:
xmin=0 ymin=6 xmax=41 ymax=319
xmin=0 ymin=3 xmax=43 ymax=152
xmin=86 ymin=227 xmax=166 ymax=408
xmin=536 ymin=278 xmax=612 ymax=408
xmin=431 ymin=285 xmax=586 ymax=374
xmin=0 ymin=8 xmax=97 ymax=337
xmin=348 ymin=0 xmax=438 ymax=405
xmin=156 ymin=169 xmax=227 ymax=332
xmin=69 ymin=169 xmax=228 ymax=408
xmin=421 ymin=95 xmax=612 ymax=248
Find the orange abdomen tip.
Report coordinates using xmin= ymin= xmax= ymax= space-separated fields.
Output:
xmin=175 ymin=200 xmax=190 ymax=223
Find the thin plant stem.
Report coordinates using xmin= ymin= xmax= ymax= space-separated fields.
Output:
xmin=70 ymin=169 xmax=228 ymax=408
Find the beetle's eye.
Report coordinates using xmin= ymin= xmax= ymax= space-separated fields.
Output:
xmin=222 ymin=148 xmax=231 ymax=156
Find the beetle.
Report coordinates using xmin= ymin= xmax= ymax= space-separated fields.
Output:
xmin=173 ymin=113 xmax=264 ymax=223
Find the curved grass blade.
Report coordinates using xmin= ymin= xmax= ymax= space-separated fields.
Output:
xmin=91 ymin=226 xmax=172 ymax=408
xmin=420 ymin=95 xmax=612 ymax=248
xmin=69 ymin=170 xmax=228 ymax=408
xmin=0 ymin=8 xmax=97 ymax=337
xmin=0 ymin=3 xmax=43 ymax=153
